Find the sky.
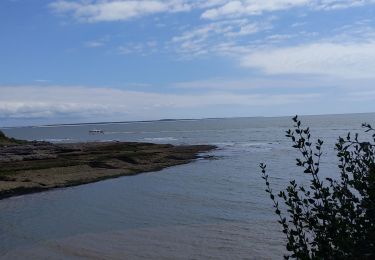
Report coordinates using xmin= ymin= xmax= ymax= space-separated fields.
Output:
xmin=1 ymin=0 xmax=375 ymax=126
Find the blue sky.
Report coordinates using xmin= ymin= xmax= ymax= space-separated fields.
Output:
xmin=1 ymin=0 xmax=375 ymax=126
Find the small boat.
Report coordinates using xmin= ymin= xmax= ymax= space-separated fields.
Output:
xmin=89 ymin=129 xmax=104 ymax=134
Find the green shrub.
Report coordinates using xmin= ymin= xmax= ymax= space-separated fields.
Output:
xmin=261 ymin=116 xmax=375 ymax=259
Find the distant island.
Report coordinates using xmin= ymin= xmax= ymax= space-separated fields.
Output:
xmin=0 ymin=131 xmax=215 ymax=200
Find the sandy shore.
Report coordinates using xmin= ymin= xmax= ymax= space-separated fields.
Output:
xmin=0 ymin=138 xmax=215 ymax=200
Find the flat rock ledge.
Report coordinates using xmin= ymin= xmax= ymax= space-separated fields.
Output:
xmin=0 ymin=141 xmax=216 ymax=200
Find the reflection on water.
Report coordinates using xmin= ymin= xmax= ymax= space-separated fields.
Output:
xmin=0 ymin=114 xmax=374 ymax=259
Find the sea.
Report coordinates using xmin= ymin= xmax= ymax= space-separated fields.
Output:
xmin=0 ymin=113 xmax=374 ymax=259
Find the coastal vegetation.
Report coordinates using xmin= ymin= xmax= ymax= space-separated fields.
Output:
xmin=261 ymin=116 xmax=375 ymax=259
xmin=0 ymin=130 xmax=215 ymax=199
xmin=0 ymin=130 xmax=26 ymax=146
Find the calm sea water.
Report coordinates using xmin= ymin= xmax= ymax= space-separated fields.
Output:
xmin=0 ymin=114 xmax=374 ymax=259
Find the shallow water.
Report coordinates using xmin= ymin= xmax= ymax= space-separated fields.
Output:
xmin=0 ymin=114 xmax=374 ymax=259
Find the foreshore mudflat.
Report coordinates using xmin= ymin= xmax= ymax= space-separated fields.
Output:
xmin=0 ymin=135 xmax=215 ymax=200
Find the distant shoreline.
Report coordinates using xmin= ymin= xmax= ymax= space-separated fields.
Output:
xmin=0 ymin=139 xmax=216 ymax=200
xmin=2 ymin=112 xmax=374 ymax=129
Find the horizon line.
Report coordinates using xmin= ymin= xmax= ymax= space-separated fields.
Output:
xmin=1 ymin=111 xmax=374 ymax=129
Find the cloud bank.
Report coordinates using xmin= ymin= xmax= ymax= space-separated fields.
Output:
xmin=0 ymin=85 xmax=319 ymax=124
xmin=241 ymin=41 xmax=375 ymax=78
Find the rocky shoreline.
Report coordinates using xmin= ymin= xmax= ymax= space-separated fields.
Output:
xmin=0 ymin=138 xmax=216 ymax=200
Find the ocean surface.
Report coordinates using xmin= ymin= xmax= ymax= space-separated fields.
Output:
xmin=0 ymin=113 xmax=374 ymax=259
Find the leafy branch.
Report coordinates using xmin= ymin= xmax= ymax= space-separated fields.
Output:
xmin=261 ymin=116 xmax=375 ymax=259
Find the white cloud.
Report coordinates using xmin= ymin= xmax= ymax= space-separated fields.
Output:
xmin=50 ymin=0 xmax=192 ymax=22
xmin=34 ymin=79 xmax=51 ymax=83
xmin=49 ymin=0 xmax=232 ymax=23
xmin=84 ymin=41 xmax=105 ymax=48
xmin=84 ymin=35 xmax=111 ymax=48
xmin=172 ymin=77 xmax=332 ymax=89
xmin=201 ymin=0 xmax=309 ymax=19
xmin=171 ymin=19 xmax=270 ymax=57
xmin=241 ymin=41 xmax=375 ymax=78
xmin=118 ymin=43 xmax=145 ymax=55
xmin=314 ymin=0 xmax=375 ymax=10
xmin=50 ymin=0 xmax=375 ymax=22
xmin=201 ymin=0 xmax=375 ymax=20
xmin=118 ymin=41 xmax=158 ymax=55
xmin=173 ymin=78 xmax=266 ymax=89
xmin=0 ymin=86 xmax=320 ymax=122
